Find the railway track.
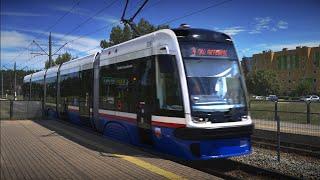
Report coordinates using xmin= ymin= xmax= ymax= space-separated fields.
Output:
xmin=252 ymin=136 xmax=320 ymax=158
xmin=175 ymin=158 xmax=299 ymax=180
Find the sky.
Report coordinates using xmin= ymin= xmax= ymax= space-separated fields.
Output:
xmin=1 ymin=0 xmax=320 ymax=70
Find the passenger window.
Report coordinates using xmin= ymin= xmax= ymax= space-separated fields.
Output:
xmin=155 ymin=55 xmax=184 ymax=117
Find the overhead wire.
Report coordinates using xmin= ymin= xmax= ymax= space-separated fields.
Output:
xmin=160 ymin=0 xmax=233 ymax=25
xmin=61 ymin=0 xmax=155 ymax=47
xmin=18 ymin=0 xmax=233 ymax=70
xmin=57 ymin=0 xmax=119 ymax=42
xmin=14 ymin=0 xmax=81 ymax=69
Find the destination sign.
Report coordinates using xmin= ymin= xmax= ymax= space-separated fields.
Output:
xmin=191 ymin=47 xmax=228 ymax=57
xmin=179 ymin=42 xmax=237 ymax=59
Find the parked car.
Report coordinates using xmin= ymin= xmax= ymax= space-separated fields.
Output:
xmin=255 ymin=96 xmax=265 ymax=100
xmin=300 ymin=95 xmax=320 ymax=102
xmin=266 ymin=95 xmax=278 ymax=101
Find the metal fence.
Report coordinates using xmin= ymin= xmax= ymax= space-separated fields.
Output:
xmin=0 ymin=100 xmax=43 ymax=120
xmin=249 ymin=100 xmax=320 ymax=137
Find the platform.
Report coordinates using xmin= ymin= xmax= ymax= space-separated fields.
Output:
xmin=0 ymin=119 xmax=219 ymax=180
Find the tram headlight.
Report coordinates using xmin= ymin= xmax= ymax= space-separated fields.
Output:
xmin=192 ymin=116 xmax=208 ymax=123
xmin=241 ymin=115 xmax=251 ymax=122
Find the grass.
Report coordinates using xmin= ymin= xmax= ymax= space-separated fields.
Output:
xmin=249 ymin=100 xmax=320 ymax=125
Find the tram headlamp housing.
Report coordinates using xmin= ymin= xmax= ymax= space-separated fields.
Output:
xmin=192 ymin=116 xmax=208 ymax=123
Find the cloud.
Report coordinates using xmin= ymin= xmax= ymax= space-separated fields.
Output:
xmin=249 ymin=17 xmax=288 ymax=34
xmin=0 ymin=29 xmax=101 ymax=69
xmin=277 ymin=20 xmax=288 ymax=29
xmin=0 ymin=31 xmax=34 ymax=49
xmin=0 ymin=11 xmax=46 ymax=17
xmin=266 ymin=41 xmax=320 ymax=51
xmin=219 ymin=26 xmax=245 ymax=36
xmin=51 ymin=5 xmax=118 ymax=24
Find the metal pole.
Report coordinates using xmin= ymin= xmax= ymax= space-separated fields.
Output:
xmin=307 ymin=102 xmax=311 ymax=124
xmin=49 ymin=32 xmax=52 ymax=67
xmin=275 ymin=101 xmax=280 ymax=162
xmin=1 ymin=67 xmax=3 ymax=99
xmin=10 ymin=100 xmax=13 ymax=119
xmin=0 ymin=57 xmax=3 ymax=98
xmin=14 ymin=62 xmax=17 ymax=100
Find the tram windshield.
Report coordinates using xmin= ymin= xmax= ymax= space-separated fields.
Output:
xmin=180 ymin=42 xmax=246 ymax=111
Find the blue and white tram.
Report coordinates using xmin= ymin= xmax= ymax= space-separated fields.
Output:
xmin=23 ymin=27 xmax=253 ymax=160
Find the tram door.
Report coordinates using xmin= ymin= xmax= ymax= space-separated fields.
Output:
xmin=57 ymin=73 xmax=69 ymax=121
xmin=79 ymin=92 xmax=91 ymax=126
xmin=136 ymin=59 xmax=155 ymax=145
xmin=79 ymin=70 xmax=93 ymax=127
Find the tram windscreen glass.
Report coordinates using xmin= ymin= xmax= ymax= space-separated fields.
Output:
xmin=180 ymin=42 xmax=246 ymax=110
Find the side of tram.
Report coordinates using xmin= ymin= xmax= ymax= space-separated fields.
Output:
xmin=23 ymin=28 xmax=253 ymax=160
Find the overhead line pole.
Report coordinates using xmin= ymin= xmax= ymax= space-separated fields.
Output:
xmin=49 ymin=32 xmax=52 ymax=67
xmin=1 ymin=57 xmax=2 ymax=98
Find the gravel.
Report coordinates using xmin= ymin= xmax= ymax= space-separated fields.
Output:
xmin=231 ymin=146 xmax=320 ymax=179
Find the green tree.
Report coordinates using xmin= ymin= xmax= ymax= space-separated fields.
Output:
xmin=45 ymin=52 xmax=72 ymax=69
xmin=55 ymin=52 xmax=72 ymax=65
xmin=45 ymin=60 xmax=56 ymax=69
xmin=100 ymin=18 xmax=170 ymax=49
xmin=246 ymin=70 xmax=280 ymax=96
xmin=295 ymin=81 xmax=313 ymax=96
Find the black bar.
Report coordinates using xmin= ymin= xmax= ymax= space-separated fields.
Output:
xmin=9 ymin=100 xmax=13 ymax=120
xmin=249 ymin=109 xmax=320 ymax=115
xmin=174 ymin=124 xmax=254 ymax=140
xmin=306 ymin=102 xmax=311 ymax=124
xmin=275 ymin=101 xmax=280 ymax=162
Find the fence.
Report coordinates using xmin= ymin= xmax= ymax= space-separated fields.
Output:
xmin=0 ymin=100 xmax=43 ymax=120
xmin=249 ymin=100 xmax=320 ymax=137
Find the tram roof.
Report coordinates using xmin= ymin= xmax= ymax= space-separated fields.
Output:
xmin=46 ymin=65 xmax=60 ymax=78
xmin=31 ymin=70 xmax=46 ymax=81
xmin=23 ymin=74 xmax=32 ymax=82
xmin=59 ymin=54 xmax=96 ymax=75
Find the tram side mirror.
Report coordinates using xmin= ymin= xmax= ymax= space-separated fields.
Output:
xmin=159 ymin=46 xmax=169 ymax=54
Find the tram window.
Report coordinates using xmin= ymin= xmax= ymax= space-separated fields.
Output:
xmin=100 ymin=61 xmax=138 ymax=112
xmin=31 ymin=80 xmax=43 ymax=101
xmin=60 ymin=71 xmax=80 ymax=106
xmin=22 ymin=82 xmax=30 ymax=100
xmin=79 ymin=69 xmax=93 ymax=107
xmin=46 ymin=77 xmax=57 ymax=104
xmin=155 ymin=55 xmax=184 ymax=117
xmin=100 ymin=65 xmax=117 ymax=110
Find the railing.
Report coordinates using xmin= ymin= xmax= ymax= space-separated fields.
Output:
xmin=249 ymin=100 xmax=320 ymax=137
xmin=0 ymin=100 xmax=43 ymax=120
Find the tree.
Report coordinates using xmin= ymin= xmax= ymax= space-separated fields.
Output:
xmin=45 ymin=52 xmax=72 ymax=69
xmin=100 ymin=18 xmax=170 ymax=49
xmin=246 ymin=70 xmax=280 ymax=96
xmin=295 ymin=81 xmax=313 ymax=96
xmin=55 ymin=52 xmax=72 ymax=65
xmin=45 ymin=60 xmax=56 ymax=69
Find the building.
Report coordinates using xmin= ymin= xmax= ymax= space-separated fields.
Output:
xmin=241 ymin=57 xmax=253 ymax=77
xmin=251 ymin=45 xmax=320 ymax=94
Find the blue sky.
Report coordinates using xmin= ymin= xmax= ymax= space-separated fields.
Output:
xmin=1 ymin=0 xmax=320 ymax=70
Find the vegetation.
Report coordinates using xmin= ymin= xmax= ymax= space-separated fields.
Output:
xmin=45 ymin=52 xmax=73 ymax=69
xmin=246 ymin=70 xmax=280 ymax=96
xmin=100 ymin=18 xmax=169 ymax=49
xmin=294 ymin=81 xmax=313 ymax=96
xmin=0 ymin=69 xmax=35 ymax=98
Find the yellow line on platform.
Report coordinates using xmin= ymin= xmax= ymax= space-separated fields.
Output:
xmin=116 ymin=154 xmax=185 ymax=180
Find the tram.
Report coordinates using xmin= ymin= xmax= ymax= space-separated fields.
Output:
xmin=23 ymin=27 xmax=253 ymax=160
